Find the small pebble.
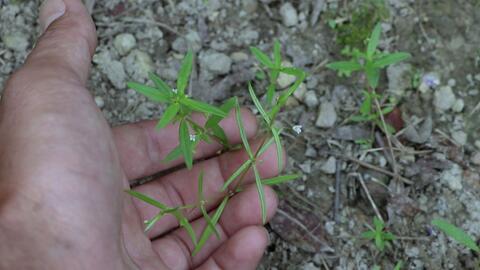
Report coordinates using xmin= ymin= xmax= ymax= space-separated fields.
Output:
xmin=293 ymin=83 xmax=307 ymax=101
xmin=451 ymin=130 xmax=467 ymax=145
xmin=94 ymin=96 xmax=105 ymax=108
xmin=279 ymin=2 xmax=298 ymax=27
xmin=320 ymin=156 xmax=336 ymax=174
xmin=315 ymin=102 xmax=337 ymax=128
xmin=471 ymin=152 xmax=480 ymax=165
xmin=113 ymin=33 xmax=136 ymax=56
xmin=434 ymin=86 xmax=456 ymax=111
xmin=452 ymin=99 xmax=464 ymax=112
xmin=303 ymin=90 xmax=319 ymax=108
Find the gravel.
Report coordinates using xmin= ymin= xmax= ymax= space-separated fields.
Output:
xmin=113 ymin=33 xmax=136 ymax=56
xmin=303 ymin=90 xmax=319 ymax=109
xmin=315 ymin=101 xmax=337 ymax=128
xmin=124 ymin=49 xmax=154 ymax=83
xmin=199 ymin=51 xmax=232 ymax=76
xmin=320 ymin=156 xmax=337 ymax=174
xmin=440 ymin=163 xmax=463 ymax=191
xmin=434 ymin=86 xmax=456 ymax=111
xmin=279 ymin=2 xmax=298 ymax=27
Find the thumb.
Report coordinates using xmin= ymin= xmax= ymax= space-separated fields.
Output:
xmin=24 ymin=0 xmax=97 ymax=85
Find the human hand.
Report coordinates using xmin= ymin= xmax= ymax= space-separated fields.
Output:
xmin=0 ymin=0 xmax=280 ymax=269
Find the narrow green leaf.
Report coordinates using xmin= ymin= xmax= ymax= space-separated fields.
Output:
xmin=156 ymin=103 xmax=180 ymax=129
xmin=144 ymin=213 xmax=163 ymax=232
xmin=163 ymin=145 xmax=182 ymax=163
xmin=197 ymin=171 xmax=220 ymax=239
xmin=221 ymin=159 xmax=252 ymax=191
xmin=361 ymin=231 xmax=376 ymax=239
xmin=148 ymin=72 xmax=172 ymax=94
xmin=205 ymin=97 xmax=236 ymax=128
xmin=235 ymin=103 xmax=253 ymax=158
xmin=271 ymin=127 xmax=283 ymax=174
xmin=373 ymin=52 xmax=411 ymax=68
xmin=273 ymin=40 xmax=282 ymax=67
xmin=127 ymin=82 xmax=170 ymax=103
xmin=360 ymin=91 xmax=372 ymax=116
xmin=394 ymin=261 xmax=403 ymax=270
xmin=266 ymin=84 xmax=276 ymax=106
xmin=179 ymin=120 xmax=193 ymax=169
xmin=262 ymin=174 xmax=300 ymax=186
xmin=126 ymin=190 xmax=169 ymax=210
xmin=258 ymin=136 xmax=275 ymax=156
xmin=367 ymin=23 xmax=382 ymax=59
xmin=180 ymin=98 xmax=227 ymax=118
xmin=432 ymin=219 xmax=480 ymax=252
xmin=248 ymin=82 xmax=271 ymax=126
xmin=177 ymin=51 xmax=194 ymax=95
xmin=326 ymin=61 xmax=363 ymax=73
xmin=365 ymin=65 xmax=380 ymax=89
xmin=270 ymin=68 xmax=306 ymax=118
xmin=193 ymin=196 xmax=229 ymax=256
xmin=210 ymin=124 xmax=229 ymax=146
xmin=375 ymin=233 xmax=384 ymax=251
xmin=250 ymin=47 xmax=274 ymax=68
xmin=177 ymin=213 xmax=197 ymax=245
xmin=252 ymin=164 xmax=267 ymax=224
xmin=373 ymin=217 xmax=384 ymax=231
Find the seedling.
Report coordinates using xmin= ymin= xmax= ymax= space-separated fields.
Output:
xmin=126 ymin=42 xmax=306 ymax=255
xmin=361 ymin=216 xmax=396 ymax=252
xmin=327 ymin=22 xmax=411 ymax=178
xmin=431 ymin=219 xmax=480 ymax=253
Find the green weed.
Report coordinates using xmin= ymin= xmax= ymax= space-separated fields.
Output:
xmin=361 ymin=217 xmax=396 ymax=252
xmin=126 ymin=42 xmax=306 ymax=254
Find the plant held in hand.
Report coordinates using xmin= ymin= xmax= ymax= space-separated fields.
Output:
xmin=126 ymin=42 xmax=306 ymax=255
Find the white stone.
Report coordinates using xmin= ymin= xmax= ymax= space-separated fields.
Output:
xmin=451 ymin=130 xmax=467 ymax=146
xmin=452 ymin=99 xmax=464 ymax=112
xmin=200 ymin=51 xmax=232 ymax=75
xmin=321 ymin=156 xmax=336 ymax=174
xmin=293 ymin=82 xmax=307 ymax=100
xmin=124 ymin=50 xmax=154 ymax=82
xmin=276 ymin=61 xmax=296 ymax=88
xmin=303 ymin=90 xmax=319 ymax=108
xmin=94 ymin=96 xmax=105 ymax=108
xmin=434 ymin=86 xmax=456 ymax=111
xmin=315 ymin=102 xmax=337 ymax=128
xmin=114 ymin=33 xmax=137 ymax=56
xmin=440 ymin=163 xmax=463 ymax=191
xmin=279 ymin=2 xmax=298 ymax=27
xmin=471 ymin=152 xmax=480 ymax=165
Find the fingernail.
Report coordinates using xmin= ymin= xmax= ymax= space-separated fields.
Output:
xmin=39 ymin=0 xmax=66 ymax=33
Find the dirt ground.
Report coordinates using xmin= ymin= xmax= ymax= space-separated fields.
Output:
xmin=1 ymin=0 xmax=480 ymax=269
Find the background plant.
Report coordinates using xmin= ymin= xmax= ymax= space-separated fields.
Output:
xmin=126 ymin=43 xmax=305 ymax=255
xmin=361 ymin=216 xmax=396 ymax=252
xmin=432 ymin=219 xmax=480 ymax=253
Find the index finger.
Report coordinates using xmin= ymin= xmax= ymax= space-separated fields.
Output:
xmin=113 ymin=108 xmax=257 ymax=180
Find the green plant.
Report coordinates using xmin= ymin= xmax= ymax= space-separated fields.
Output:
xmin=327 ymin=23 xmax=410 ymax=135
xmin=432 ymin=219 xmax=480 ymax=253
xmin=333 ymin=0 xmax=390 ymax=49
xmin=361 ymin=216 xmax=396 ymax=252
xmin=126 ymin=43 xmax=306 ymax=255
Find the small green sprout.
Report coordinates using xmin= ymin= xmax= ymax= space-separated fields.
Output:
xmin=125 ymin=42 xmax=306 ymax=255
xmin=327 ymin=23 xmax=411 ymax=89
xmin=432 ymin=219 xmax=480 ymax=253
xmin=361 ymin=216 xmax=396 ymax=252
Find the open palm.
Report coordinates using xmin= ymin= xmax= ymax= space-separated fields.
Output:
xmin=0 ymin=1 xmax=279 ymax=269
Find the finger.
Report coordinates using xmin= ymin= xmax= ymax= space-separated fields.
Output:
xmin=131 ymin=138 xmax=283 ymax=238
xmin=196 ymin=226 xmax=268 ymax=270
xmin=113 ymin=108 xmax=257 ymax=180
xmin=151 ymin=185 xmax=277 ymax=269
xmin=6 ymin=0 xmax=96 ymax=93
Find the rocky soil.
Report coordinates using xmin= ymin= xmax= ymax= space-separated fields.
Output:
xmin=1 ymin=0 xmax=480 ymax=269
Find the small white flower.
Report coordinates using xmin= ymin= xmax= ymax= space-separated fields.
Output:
xmin=292 ymin=125 xmax=302 ymax=135
xmin=172 ymin=88 xmax=178 ymax=94
xmin=189 ymin=134 xmax=196 ymax=142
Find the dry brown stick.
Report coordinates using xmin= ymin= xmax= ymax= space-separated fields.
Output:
xmin=349 ymin=173 xmax=384 ymax=223
xmin=340 ymin=155 xmax=413 ymax=185
xmin=334 ymin=159 xmax=342 ymax=223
